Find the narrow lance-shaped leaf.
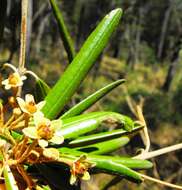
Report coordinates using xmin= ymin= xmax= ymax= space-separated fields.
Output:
xmin=69 ymin=125 xmax=142 ymax=146
xmin=42 ymin=9 xmax=123 ymax=119
xmin=93 ymin=159 xmax=142 ymax=183
xmin=60 ymin=112 xmax=134 ymax=139
xmin=75 ymin=136 xmax=130 ymax=155
xmin=59 ymin=147 xmax=153 ymax=170
xmin=49 ymin=0 xmax=75 ymax=62
xmin=34 ymin=78 xmax=50 ymax=102
xmin=11 ymin=112 xmax=134 ymax=140
xmin=3 ymin=165 xmax=19 ymax=190
xmin=61 ymin=79 xmax=125 ymax=119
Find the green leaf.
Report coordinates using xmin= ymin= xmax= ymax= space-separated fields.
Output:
xmin=59 ymin=147 xmax=153 ymax=170
xmin=34 ymin=78 xmax=50 ymax=102
xmin=0 ymin=0 xmax=7 ymax=43
xmin=60 ymin=112 xmax=134 ymax=139
xmin=49 ymin=0 xmax=75 ymax=62
xmin=4 ymin=165 xmax=19 ymax=190
xmin=10 ymin=111 xmax=134 ymax=141
xmin=69 ymin=125 xmax=142 ymax=146
xmin=75 ymin=136 xmax=130 ymax=155
xmin=61 ymin=79 xmax=125 ymax=119
xmin=93 ymin=159 xmax=142 ymax=183
xmin=42 ymin=8 xmax=123 ymax=119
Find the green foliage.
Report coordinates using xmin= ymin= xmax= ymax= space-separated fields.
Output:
xmin=0 ymin=6 xmax=156 ymax=190
xmin=42 ymin=9 xmax=122 ymax=119
xmin=49 ymin=0 xmax=76 ymax=62
xmin=61 ymin=79 xmax=125 ymax=119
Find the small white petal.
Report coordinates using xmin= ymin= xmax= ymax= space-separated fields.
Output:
xmin=51 ymin=119 xmax=62 ymax=130
xmin=43 ymin=148 xmax=60 ymax=160
xmin=38 ymin=139 xmax=48 ymax=148
xmin=5 ymin=85 xmax=11 ymax=90
xmin=21 ymin=75 xmax=27 ymax=80
xmin=1 ymin=79 xmax=8 ymax=85
xmin=22 ymin=127 xmax=38 ymax=139
xmin=82 ymin=171 xmax=90 ymax=181
xmin=25 ymin=94 xmax=35 ymax=103
xmin=16 ymin=97 xmax=27 ymax=113
xmin=33 ymin=111 xmax=44 ymax=125
xmin=36 ymin=101 xmax=46 ymax=110
xmin=49 ymin=135 xmax=64 ymax=145
xmin=70 ymin=174 xmax=77 ymax=185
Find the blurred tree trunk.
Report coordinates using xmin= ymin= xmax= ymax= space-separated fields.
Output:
xmin=8 ymin=1 xmax=20 ymax=62
xmin=134 ymin=6 xmax=144 ymax=64
xmin=162 ymin=58 xmax=178 ymax=92
xmin=157 ymin=1 xmax=172 ymax=60
xmin=162 ymin=37 xmax=182 ymax=92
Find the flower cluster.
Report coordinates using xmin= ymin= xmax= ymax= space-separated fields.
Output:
xmin=0 ymin=64 xmax=94 ymax=189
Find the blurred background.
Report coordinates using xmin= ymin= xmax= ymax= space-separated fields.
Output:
xmin=0 ymin=0 xmax=182 ymax=189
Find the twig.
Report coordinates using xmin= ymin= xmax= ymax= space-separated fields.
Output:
xmin=140 ymin=173 xmax=182 ymax=189
xmin=134 ymin=143 xmax=182 ymax=160
xmin=18 ymin=0 xmax=28 ymax=96
xmin=124 ymin=87 xmax=150 ymax=153
xmin=136 ymin=105 xmax=150 ymax=153
xmin=19 ymin=0 xmax=28 ymax=72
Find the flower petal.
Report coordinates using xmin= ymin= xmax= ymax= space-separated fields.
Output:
xmin=22 ymin=127 xmax=38 ymax=139
xmin=1 ymin=79 xmax=8 ymax=85
xmin=38 ymin=139 xmax=48 ymax=148
xmin=82 ymin=171 xmax=90 ymax=181
xmin=4 ymin=85 xmax=11 ymax=90
xmin=16 ymin=97 xmax=27 ymax=112
xmin=51 ymin=119 xmax=62 ymax=130
xmin=33 ymin=111 xmax=44 ymax=125
xmin=21 ymin=75 xmax=27 ymax=81
xmin=49 ymin=135 xmax=64 ymax=145
xmin=70 ymin=174 xmax=77 ymax=185
xmin=43 ymin=148 xmax=60 ymax=160
xmin=36 ymin=101 xmax=46 ymax=110
xmin=25 ymin=94 xmax=35 ymax=103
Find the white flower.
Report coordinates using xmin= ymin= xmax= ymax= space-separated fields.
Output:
xmin=22 ymin=112 xmax=64 ymax=148
xmin=17 ymin=94 xmax=45 ymax=115
xmin=2 ymin=72 xmax=26 ymax=90
xmin=70 ymin=155 xmax=95 ymax=185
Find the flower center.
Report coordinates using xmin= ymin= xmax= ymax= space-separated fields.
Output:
xmin=8 ymin=74 xmax=20 ymax=85
xmin=74 ymin=162 xmax=86 ymax=175
xmin=25 ymin=101 xmax=37 ymax=114
xmin=37 ymin=123 xmax=54 ymax=140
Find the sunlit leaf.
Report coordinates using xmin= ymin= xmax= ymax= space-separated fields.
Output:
xmin=60 ymin=112 xmax=134 ymax=139
xmin=42 ymin=8 xmax=123 ymax=119
xmin=61 ymin=79 xmax=125 ymax=119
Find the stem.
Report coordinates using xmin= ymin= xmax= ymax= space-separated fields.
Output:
xmin=15 ymin=136 xmax=29 ymax=159
xmin=136 ymin=105 xmax=150 ymax=153
xmin=17 ymin=139 xmax=38 ymax=163
xmin=9 ymin=114 xmax=25 ymax=129
xmin=140 ymin=173 xmax=182 ymax=189
xmin=17 ymin=164 xmax=35 ymax=188
xmin=19 ymin=0 xmax=28 ymax=72
xmin=134 ymin=143 xmax=182 ymax=160
xmin=18 ymin=0 xmax=28 ymax=96
xmin=4 ymin=115 xmax=15 ymax=128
